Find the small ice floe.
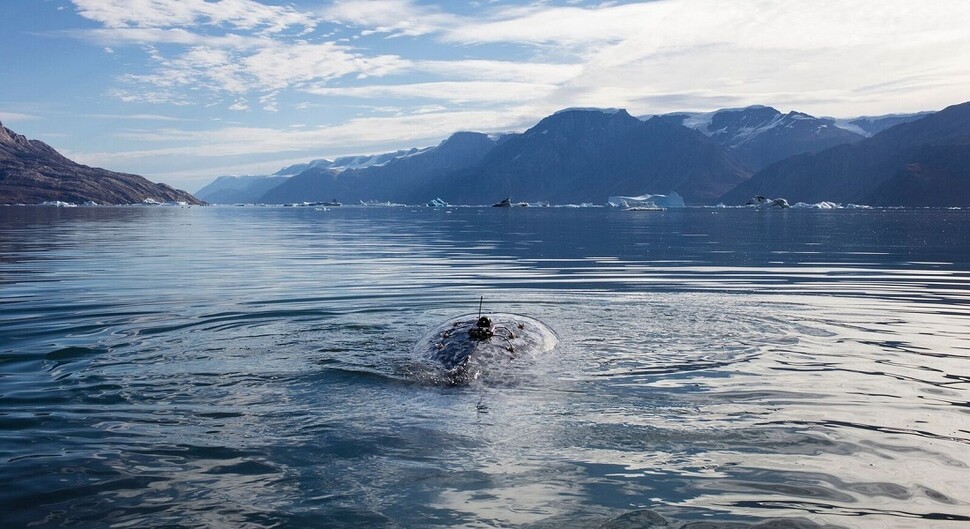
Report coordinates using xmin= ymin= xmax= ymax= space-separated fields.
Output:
xmin=791 ymin=201 xmax=840 ymax=209
xmin=360 ymin=200 xmax=403 ymax=207
xmin=607 ymin=192 xmax=685 ymax=209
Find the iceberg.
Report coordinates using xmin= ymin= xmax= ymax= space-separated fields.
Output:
xmin=791 ymin=201 xmax=840 ymax=209
xmin=427 ymin=197 xmax=449 ymax=207
xmin=745 ymin=195 xmax=790 ymax=208
xmin=607 ymin=192 xmax=685 ymax=209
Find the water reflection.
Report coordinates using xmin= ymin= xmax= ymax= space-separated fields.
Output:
xmin=1 ymin=206 xmax=968 ymax=528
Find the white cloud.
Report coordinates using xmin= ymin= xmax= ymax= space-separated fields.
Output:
xmin=415 ymin=59 xmax=581 ymax=84
xmin=67 ymin=1 xmax=409 ymax=108
xmin=71 ymin=0 xmax=315 ymax=33
xmin=320 ymin=0 xmax=458 ymax=37
xmin=0 ymin=111 xmax=40 ymax=123
xmin=76 ymin=107 xmax=542 ymax=165
xmin=81 ymin=113 xmax=190 ymax=121
xmin=306 ymin=81 xmax=559 ymax=104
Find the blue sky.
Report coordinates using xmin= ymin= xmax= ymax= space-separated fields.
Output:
xmin=2 ymin=0 xmax=969 ymax=193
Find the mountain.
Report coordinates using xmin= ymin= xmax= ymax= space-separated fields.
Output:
xmin=195 ymin=175 xmax=289 ymax=204
xmin=260 ymin=132 xmax=498 ymax=204
xmin=719 ymin=101 xmax=970 ymax=206
xmin=0 ymin=120 xmax=202 ymax=205
xmin=659 ymin=106 xmax=864 ymax=171
xmin=419 ymin=109 xmax=751 ymax=205
xmin=273 ymin=159 xmax=333 ymax=176
xmin=835 ymin=112 xmax=933 ymax=137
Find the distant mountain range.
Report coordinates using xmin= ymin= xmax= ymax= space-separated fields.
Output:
xmin=261 ymin=131 xmax=501 ymax=205
xmin=657 ymin=106 xmax=867 ymax=171
xmin=420 ymin=109 xmax=750 ymax=205
xmin=196 ymin=175 xmax=290 ymax=204
xmin=8 ymin=101 xmax=950 ymax=208
xmin=0 ymin=120 xmax=202 ymax=205
xmin=722 ymin=101 xmax=970 ymax=206
xmin=206 ymin=103 xmax=951 ymax=206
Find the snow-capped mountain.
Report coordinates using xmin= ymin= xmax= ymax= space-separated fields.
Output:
xmin=259 ymin=131 xmax=499 ymax=204
xmin=191 ymin=102 xmax=962 ymax=207
xmin=834 ymin=112 xmax=933 ymax=137
xmin=720 ymin=101 xmax=970 ymax=206
xmin=422 ymin=108 xmax=750 ymax=205
xmin=656 ymin=106 xmax=865 ymax=171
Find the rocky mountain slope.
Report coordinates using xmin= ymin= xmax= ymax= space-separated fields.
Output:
xmin=0 ymin=121 xmax=202 ymax=205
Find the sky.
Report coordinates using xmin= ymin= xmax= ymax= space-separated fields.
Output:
xmin=1 ymin=0 xmax=969 ymax=193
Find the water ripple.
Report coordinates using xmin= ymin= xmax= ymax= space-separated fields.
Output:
xmin=1 ymin=206 xmax=969 ymax=528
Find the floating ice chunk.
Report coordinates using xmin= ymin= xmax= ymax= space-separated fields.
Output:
xmin=792 ymin=201 xmax=840 ymax=209
xmin=607 ymin=192 xmax=685 ymax=209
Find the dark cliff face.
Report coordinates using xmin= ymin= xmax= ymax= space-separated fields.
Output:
xmin=0 ymin=121 xmax=203 ymax=205
xmin=719 ymin=101 xmax=970 ymax=206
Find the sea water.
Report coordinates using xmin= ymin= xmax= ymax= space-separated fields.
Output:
xmin=1 ymin=205 xmax=968 ymax=528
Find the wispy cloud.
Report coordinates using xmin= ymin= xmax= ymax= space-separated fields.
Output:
xmin=81 ymin=113 xmax=191 ymax=121
xmin=320 ymin=0 xmax=458 ymax=38
xmin=68 ymin=0 xmax=407 ymax=106
xmin=71 ymin=0 xmax=315 ymax=34
xmin=0 ymin=111 xmax=40 ymax=123
xmin=306 ymin=81 xmax=559 ymax=104
xmin=102 ymin=107 xmax=540 ymax=158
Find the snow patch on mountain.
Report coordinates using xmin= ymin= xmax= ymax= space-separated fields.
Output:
xmin=554 ymin=107 xmax=622 ymax=115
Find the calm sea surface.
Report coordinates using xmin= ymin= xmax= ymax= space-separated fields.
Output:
xmin=1 ymin=205 xmax=968 ymax=528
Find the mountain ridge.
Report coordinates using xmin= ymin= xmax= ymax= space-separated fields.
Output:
xmin=193 ymin=101 xmax=963 ymax=207
xmin=719 ymin=101 xmax=970 ymax=206
xmin=0 ymin=120 xmax=203 ymax=205
xmin=656 ymin=106 xmax=866 ymax=171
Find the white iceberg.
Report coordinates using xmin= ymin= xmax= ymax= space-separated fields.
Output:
xmin=427 ymin=198 xmax=449 ymax=207
xmin=607 ymin=192 xmax=685 ymax=209
xmin=791 ymin=201 xmax=840 ymax=209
